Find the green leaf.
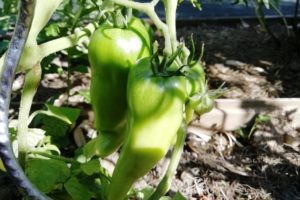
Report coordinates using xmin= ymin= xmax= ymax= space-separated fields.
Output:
xmin=32 ymin=104 xmax=81 ymax=132
xmin=26 ymin=158 xmax=70 ymax=193
xmin=77 ymin=89 xmax=91 ymax=104
xmin=256 ymin=114 xmax=271 ymax=123
xmin=99 ymin=173 xmax=110 ymax=200
xmin=48 ymin=191 xmax=73 ymax=200
xmin=2 ymin=0 xmax=18 ymax=14
xmin=189 ymin=0 xmax=202 ymax=10
xmin=70 ymin=65 xmax=89 ymax=73
xmin=81 ymin=159 xmax=100 ymax=176
xmin=78 ymin=175 xmax=102 ymax=199
xmin=8 ymin=119 xmax=18 ymax=140
xmin=45 ymin=23 xmax=61 ymax=37
xmin=42 ymin=116 xmax=70 ymax=137
xmin=137 ymin=186 xmax=154 ymax=200
xmin=44 ymin=104 xmax=81 ymax=125
xmin=29 ymin=104 xmax=80 ymax=125
xmin=0 ymin=40 xmax=9 ymax=54
xmin=64 ymin=177 xmax=93 ymax=200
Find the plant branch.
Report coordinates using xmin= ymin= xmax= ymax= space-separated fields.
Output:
xmin=39 ymin=22 xmax=97 ymax=58
xmin=32 ymin=151 xmax=78 ymax=163
xmin=17 ymin=63 xmax=42 ymax=168
xmin=26 ymin=0 xmax=65 ymax=45
xmin=164 ymin=0 xmax=178 ymax=52
xmin=269 ymin=1 xmax=290 ymax=36
xmin=39 ymin=35 xmax=76 ymax=57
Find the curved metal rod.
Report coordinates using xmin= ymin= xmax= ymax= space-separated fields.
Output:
xmin=0 ymin=1 xmax=49 ymax=199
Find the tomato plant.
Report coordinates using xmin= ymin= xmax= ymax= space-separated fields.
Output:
xmin=0 ymin=0 xmax=215 ymax=200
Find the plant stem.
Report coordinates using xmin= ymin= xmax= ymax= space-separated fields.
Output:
xmin=111 ymin=0 xmax=172 ymax=55
xmin=15 ymin=22 xmax=96 ymax=167
xmin=0 ymin=5 xmax=96 ymax=74
xmin=39 ymin=22 xmax=97 ymax=58
xmin=39 ymin=35 xmax=76 ymax=57
xmin=32 ymin=151 xmax=77 ymax=163
xmin=148 ymin=122 xmax=187 ymax=200
xmin=255 ymin=3 xmax=281 ymax=46
xmin=17 ymin=63 xmax=42 ymax=168
xmin=164 ymin=0 xmax=188 ymax=66
xmin=27 ymin=0 xmax=65 ymax=46
xmin=164 ymin=0 xmax=178 ymax=52
xmin=269 ymin=1 xmax=290 ymax=36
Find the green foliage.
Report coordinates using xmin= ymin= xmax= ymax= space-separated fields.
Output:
xmin=33 ymin=104 xmax=80 ymax=125
xmin=26 ymin=158 xmax=70 ymax=193
xmin=237 ymin=114 xmax=271 ymax=140
xmin=0 ymin=14 xmax=16 ymax=55
xmin=64 ymin=177 xmax=93 ymax=200
xmin=1 ymin=0 xmax=18 ymax=15
xmin=188 ymin=0 xmax=202 ymax=10
xmin=44 ymin=23 xmax=62 ymax=37
xmin=178 ymin=0 xmax=202 ymax=10
xmin=77 ymin=90 xmax=91 ymax=104
xmin=80 ymin=159 xmax=101 ymax=176
xmin=30 ymin=104 xmax=80 ymax=147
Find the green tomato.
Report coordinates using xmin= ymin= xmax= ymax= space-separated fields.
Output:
xmin=85 ymin=18 xmax=152 ymax=158
xmin=184 ymin=62 xmax=207 ymax=122
xmin=185 ymin=62 xmax=205 ymax=96
xmin=107 ymin=57 xmax=187 ymax=200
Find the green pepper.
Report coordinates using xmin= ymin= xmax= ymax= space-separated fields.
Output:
xmin=85 ymin=18 xmax=152 ymax=158
xmin=106 ymin=57 xmax=187 ymax=200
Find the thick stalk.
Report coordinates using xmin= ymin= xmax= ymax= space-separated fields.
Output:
xmin=1 ymin=0 xmax=65 ymax=72
xmin=148 ymin=122 xmax=187 ymax=200
xmin=163 ymin=0 xmax=186 ymax=66
xmin=17 ymin=63 xmax=41 ymax=168
xmin=14 ymin=23 xmax=97 ymax=156
xmin=39 ymin=35 xmax=76 ymax=57
xmin=38 ymin=23 xmax=97 ymax=58
xmin=164 ymin=0 xmax=178 ymax=52
xmin=111 ymin=0 xmax=172 ymax=55
xmin=26 ymin=0 xmax=65 ymax=45
xmin=0 ymin=23 xmax=97 ymax=73
xmin=0 ymin=0 xmax=49 ymax=199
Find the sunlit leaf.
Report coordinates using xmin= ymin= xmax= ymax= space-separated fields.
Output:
xmin=26 ymin=158 xmax=70 ymax=193
xmin=189 ymin=0 xmax=202 ymax=10
xmin=64 ymin=176 xmax=93 ymax=200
